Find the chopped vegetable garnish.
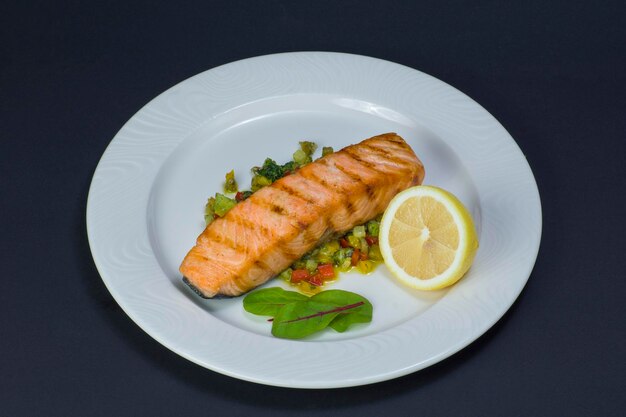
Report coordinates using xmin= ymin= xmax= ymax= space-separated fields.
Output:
xmin=213 ymin=193 xmax=237 ymax=217
xmin=332 ymin=247 xmax=352 ymax=265
xmin=351 ymin=249 xmax=361 ymax=266
xmin=235 ymin=190 xmax=253 ymax=202
xmin=281 ymin=160 xmax=295 ymax=175
xmin=353 ymin=225 xmax=366 ymax=238
xmin=322 ymin=146 xmax=334 ymax=156
xmin=299 ymin=141 xmax=318 ymax=156
xmin=357 ymin=260 xmax=376 ymax=274
xmin=347 ymin=235 xmax=361 ymax=249
xmin=359 ymin=237 xmax=369 ymax=254
xmin=278 ymin=268 xmax=293 ymax=281
xmin=337 ymin=258 xmax=352 ymax=272
xmin=368 ymin=244 xmax=383 ymax=262
xmin=204 ymin=196 xmax=216 ymax=225
xmin=254 ymin=158 xmax=284 ymax=182
xmin=292 ymin=149 xmax=309 ymax=166
xmin=291 ymin=269 xmax=310 ymax=283
xmin=319 ymin=240 xmax=340 ymax=257
xmin=251 ymin=174 xmax=272 ymax=191
xmin=366 ymin=220 xmax=380 ymax=237
xmin=308 ymin=274 xmax=323 ymax=286
xmin=318 ymin=264 xmax=335 ymax=279
xmin=223 ymin=169 xmax=238 ymax=193
xmin=305 ymin=259 xmax=318 ymax=273
xmin=315 ymin=253 xmax=333 ymax=264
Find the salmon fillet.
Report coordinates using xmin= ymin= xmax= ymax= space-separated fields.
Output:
xmin=180 ymin=133 xmax=425 ymax=298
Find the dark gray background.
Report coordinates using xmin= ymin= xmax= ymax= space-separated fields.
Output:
xmin=2 ymin=1 xmax=625 ymax=416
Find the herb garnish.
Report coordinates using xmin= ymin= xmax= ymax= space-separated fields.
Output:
xmin=243 ymin=288 xmax=373 ymax=339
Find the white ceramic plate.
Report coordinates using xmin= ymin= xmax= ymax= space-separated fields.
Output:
xmin=87 ymin=52 xmax=541 ymax=388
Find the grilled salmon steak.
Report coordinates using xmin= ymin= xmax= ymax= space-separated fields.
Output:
xmin=180 ymin=133 xmax=425 ymax=298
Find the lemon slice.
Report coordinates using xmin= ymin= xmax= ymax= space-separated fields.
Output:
xmin=379 ymin=186 xmax=479 ymax=290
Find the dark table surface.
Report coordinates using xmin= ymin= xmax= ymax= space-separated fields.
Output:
xmin=2 ymin=1 xmax=625 ymax=416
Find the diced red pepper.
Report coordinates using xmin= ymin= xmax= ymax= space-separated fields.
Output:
xmin=291 ymin=269 xmax=310 ymax=283
xmin=317 ymin=263 xmax=335 ymax=279
xmin=365 ymin=236 xmax=378 ymax=246
xmin=360 ymin=251 xmax=368 ymax=261
xmin=307 ymin=274 xmax=323 ymax=286
xmin=351 ymin=249 xmax=361 ymax=266
xmin=235 ymin=192 xmax=244 ymax=202
xmin=340 ymin=238 xmax=350 ymax=248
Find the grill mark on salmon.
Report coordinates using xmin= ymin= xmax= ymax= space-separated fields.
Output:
xmin=253 ymin=259 xmax=273 ymax=274
xmin=271 ymin=184 xmax=322 ymax=225
xmin=340 ymin=164 xmax=372 ymax=194
xmin=204 ymin=229 xmax=243 ymax=252
xmin=298 ymin=169 xmax=332 ymax=191
xmin=255 ymin=188 xmax=313 ymax=228
xmin=180 ymin=133 xmax=425 ymax=297
xmin=361 ymin=143 xmax=392 ymax=158
xmin=341 ymin=147 xmax=388 ymax=175
xmin=235 ymin=215 xmax=271 ymax=237
xmin=365 ymin=140 xmax=418 ymax=167
xmin=332 ymin=160 xmax=366 ymax=184
xmin=273 ymin=182 xmax=318 ymax=205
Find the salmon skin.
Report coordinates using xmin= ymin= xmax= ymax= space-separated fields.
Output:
xmin=180 ymin=133 xmax=425 ymax=298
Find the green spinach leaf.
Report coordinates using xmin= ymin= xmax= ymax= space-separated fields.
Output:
xmin=243 ymin=287 xmax=308 ymax=316
xmin=271 ymin=300 xmax=343 ymax=339
xmin=311 ymin=290 xmax=373 ymax=333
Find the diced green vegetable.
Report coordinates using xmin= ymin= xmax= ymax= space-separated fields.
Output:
xmin=331 ymin=250 xmax=343 ymax=266
xmin=337 ymin=258 xmax=352 ymax=272
xmin=251 ymin=175 xmax=272 ymax=191
xmin=356 ymin=260 xmax=377 ymax=274
xmin=353 ymin=225 xmax=366 ymax=238
xmin=347 ymin=235 xmax=361 ymax=249
xmin=292 ymin=141 xmax=318 ymax=167
xmin=322 ymin=146 xmax=334 ymax=156
xmin=367 ymin=220 xmax=380 ymax=237
xmin=319 ymin=240 xmax=340 ymax=257
xmin=223 ymin=169 xmax=238 ymax=193
xmin=213 ymin=193 xmax=237 ymax=216
xmin=332 ymin=247 xmax=353 ymax=266
xmin=278 ymin=268 xmax=293 ymax=281
xmin=315 ymin=254 xmax=334 ymax=264
xmin=299 ymin=141 xmax=318 ymax=156
xmin=368 ymin=244 xmax=383 ymax=262
xmin=204 ymin=196 xmax=216 ymax=225
xmin=293 ymin=149 xmax=310 ymax=166
xmin=359 ymin=237 xmax=369 ymax=254
xmin=305 ymin=259 xmax=318 ymax=272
